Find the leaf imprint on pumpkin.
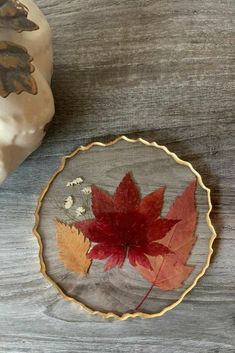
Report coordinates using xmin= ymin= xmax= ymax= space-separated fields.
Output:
xmin=0 ymin=41 xmax=37 ymax=97
xmin=0 ymin=0 xmax=39 ymax=32
xmin=55 ymin=220 xmax=92 ymax=275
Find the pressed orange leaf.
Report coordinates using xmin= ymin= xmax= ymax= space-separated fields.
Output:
xmin=137 ymin=180 xmax=197 ymax=290
xmin=55 ymin=220 xmax=92 ymax=276
xmin=138 ymin=254 xmax=194 ymax=290
xmin=162 ymin=180 xmax=197 ymax=261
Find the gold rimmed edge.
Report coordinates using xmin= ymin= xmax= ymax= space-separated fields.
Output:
xmin=33 ymin=135 xmax=217 ymax=320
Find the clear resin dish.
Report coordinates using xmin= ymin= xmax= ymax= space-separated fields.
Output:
xmin=34 ymin=136 xmax=216 ymax=320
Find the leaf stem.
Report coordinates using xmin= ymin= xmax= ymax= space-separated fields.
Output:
xmin=135 ymin=282 xmax=155 ymax=311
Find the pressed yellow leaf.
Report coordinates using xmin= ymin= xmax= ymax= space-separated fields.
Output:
xmin=55 ymin=220 xmax=91 ymax=276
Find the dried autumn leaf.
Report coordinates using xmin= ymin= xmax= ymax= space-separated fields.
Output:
xmin=0 ymin=41 xmax=37 ymax=97
xmin=55 ymin=220 xmax=92 ymax=276
xmin=137 ymin=254 xmax=194 ymax=291
xmin=0 ymin=0 xmax=39 ymax=32
xmin=75 ymin=173 xmax=178 ymax=271
xmin=137 ymin=180 xmax=197 ymax=290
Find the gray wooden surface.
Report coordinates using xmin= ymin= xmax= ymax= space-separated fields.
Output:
xmin=0 ymin=0 xmax=234 ymax=352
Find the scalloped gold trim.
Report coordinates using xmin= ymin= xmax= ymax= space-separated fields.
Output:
xmin=33 ymin=136 xmax=217 ymax=320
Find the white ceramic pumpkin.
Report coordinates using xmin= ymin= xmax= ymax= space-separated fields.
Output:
xmin=0 ymin=0 xmax=54 ymax=184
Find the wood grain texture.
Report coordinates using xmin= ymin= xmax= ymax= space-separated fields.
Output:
xmin=0 ymin=0 xmax=234 ymax=352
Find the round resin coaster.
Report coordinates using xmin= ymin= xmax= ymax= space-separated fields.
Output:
xmin=34 ymin=136 xmax=216 ymax=320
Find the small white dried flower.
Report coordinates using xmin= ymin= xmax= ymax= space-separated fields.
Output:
xmin=64 ymin=196 xmax=74 ymax=209
xmin=82 ymin=186 xmax=92 ymax=194
xmin=66 ymin=177 xmax=84 ymax=187
xmin=76 ymin=206 xmax=86 ymax=217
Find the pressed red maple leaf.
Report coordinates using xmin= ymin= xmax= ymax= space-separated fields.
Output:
xmin=75 ymin=173 xmax=179 ymax=271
